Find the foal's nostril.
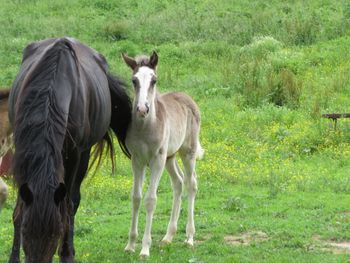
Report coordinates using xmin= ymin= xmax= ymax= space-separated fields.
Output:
xmin=145 ymin=103 xmax=150 ymax=113
xmin=136 ymin=106 xmax=140 ymax=112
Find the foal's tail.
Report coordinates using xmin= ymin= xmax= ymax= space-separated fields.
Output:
xmin=196 ymin=141 xmax=205 ymax=160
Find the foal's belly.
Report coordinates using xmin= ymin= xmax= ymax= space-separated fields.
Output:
xmin=166 ymin=123 xmax=186 ymax=157
xmin=126 ymin=133 xmax=164 ymax=164
xmin=166 ymin=139 xmax=182 ymax=157
xmin=128 ymin=142 xmax=156 ymax=164
xmin=127 ymin=136 xmax=184 ymax=166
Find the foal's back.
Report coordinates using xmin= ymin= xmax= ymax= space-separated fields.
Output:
xmin=159 ymin=92 xmax=201 ymax=156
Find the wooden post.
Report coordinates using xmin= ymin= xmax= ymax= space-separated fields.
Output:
xmin=322 ymin=113 xmax=350 ymax=130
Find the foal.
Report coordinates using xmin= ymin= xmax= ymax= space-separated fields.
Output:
xmin=0 ymin=88 xmax=12 ymax=211
xmin=122 ymin=52 xmax=203 ymax=257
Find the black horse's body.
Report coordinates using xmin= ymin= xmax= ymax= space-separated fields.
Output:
xmin=8 ymin=37 xmax=131 ymax=263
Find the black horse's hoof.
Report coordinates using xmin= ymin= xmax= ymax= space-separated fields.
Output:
xmin=8 ymin=257 xmax=20 ymax=263
xmin=60 ymin=257 xmax=76 ymax=263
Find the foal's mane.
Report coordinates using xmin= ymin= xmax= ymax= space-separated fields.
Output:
xmin=135 ymin=55 xmax=151 ymax=67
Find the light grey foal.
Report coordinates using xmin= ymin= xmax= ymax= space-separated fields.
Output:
xmin=122 ymin=52 xmax=203 ymax=257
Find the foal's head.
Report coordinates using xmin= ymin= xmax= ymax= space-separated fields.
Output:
xmin=122 ymin=52 xmax=158 ymax=118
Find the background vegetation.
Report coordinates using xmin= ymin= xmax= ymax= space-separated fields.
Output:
xmin=1 ymin=0 xmax=350 ymax=262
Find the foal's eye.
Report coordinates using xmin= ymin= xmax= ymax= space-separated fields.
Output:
xmin=132 ymin=77 xmax=137 ymax=86
xmin=151 ymin=79 xmax=157 ymax=85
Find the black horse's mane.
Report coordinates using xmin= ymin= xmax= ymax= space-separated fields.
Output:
xmin=13 ymin=40 xmax=72 ymax=235
xmin=14 ymin=41 xmax=67 ymax=187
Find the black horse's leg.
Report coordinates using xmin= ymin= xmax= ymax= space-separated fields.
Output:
xmin=8 ymin=200 xmax=22 ymax=263
xmin=59 ymin=149 xmax=90 ymax=263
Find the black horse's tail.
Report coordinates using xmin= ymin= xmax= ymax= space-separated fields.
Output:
xmin=89 ymin=130 xmax=116 ymax=174
xmin=88 ymin=73 xmax=131 ymax=175
xmin=107 ymin=73 xmax=132 ymax=158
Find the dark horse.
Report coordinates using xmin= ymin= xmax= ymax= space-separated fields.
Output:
xmin=8 ymin=37 xmax=131 ymax=263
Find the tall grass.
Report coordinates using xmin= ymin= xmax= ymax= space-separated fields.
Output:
xmin=235 ymin=36 xmax=302 ymax=108
xmin=1 ymin=0 xmax=350 ymax=110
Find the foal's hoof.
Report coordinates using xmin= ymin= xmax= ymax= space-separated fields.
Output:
xmin=139 ymin=248 xmax=150 ymax=258
xmin=160 ymin=238 xmax=171 ymax=247
xmin=184 ymin=238 xmax=194 ymax=247
xmin=139 ymin=253 xmax=149 ymax=259
xmin=124 ymin=245 xmax=135 ymax=253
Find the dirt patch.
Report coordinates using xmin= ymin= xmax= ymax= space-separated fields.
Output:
xmin=337 ymin=211 xmax=350 ymax=216
xmin=336 ymin=211 xmax=350 ymax=221
xmin=326 ymin=241 xmax=350 ymax=254
xmin=224 ymin=231 xmax=269 ymax=246
xmin=338 ymin=211 xmax=350 ymax=217
xmin=195 ymin=234 xmax=213 ymax=245
xmin=313 ymin=235 xmax=350 ymax=254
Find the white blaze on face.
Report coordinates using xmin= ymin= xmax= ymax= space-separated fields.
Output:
xmin=134 ymin=66 xmax=156 ymax=116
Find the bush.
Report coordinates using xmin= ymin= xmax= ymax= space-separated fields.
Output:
xmin=236 ymin=36 xmax=302 ymax=108
xmin=102 ymin=20 xmax=129 ymax=41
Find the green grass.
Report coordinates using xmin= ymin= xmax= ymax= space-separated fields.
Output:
xmin=2 ymin=0 xmax=350 ymax=262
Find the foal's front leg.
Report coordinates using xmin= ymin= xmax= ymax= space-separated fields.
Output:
xmin=125 ymin=158 xmax=145 ymax=253
xmin=140 ymin=154 xmax=166 ymax=257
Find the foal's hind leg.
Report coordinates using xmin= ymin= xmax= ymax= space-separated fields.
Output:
xmin=180 ymin=152 xmax=198 ymax=247
xmin=161 ymin=156 xmax=183 ymax=245
xmin=60 ymin=149 xmax=90 ymax=263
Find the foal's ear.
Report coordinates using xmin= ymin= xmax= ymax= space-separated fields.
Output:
xmin=122 ymin=53 xmax=137 ymax=70
xmin=20 ymin=183 xmax=33 ymax=206
xmin=54 ymin=183 xmax=66 ymax=206
xmin=149 ymin=51 xmax=158 ymax=69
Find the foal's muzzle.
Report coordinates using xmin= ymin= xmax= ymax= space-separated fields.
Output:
xmin=136 ymin=103 xmax=150 ymax=117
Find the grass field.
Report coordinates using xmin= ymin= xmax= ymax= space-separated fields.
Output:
xmin=1 ymin=0 xmax=350 ymax=262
